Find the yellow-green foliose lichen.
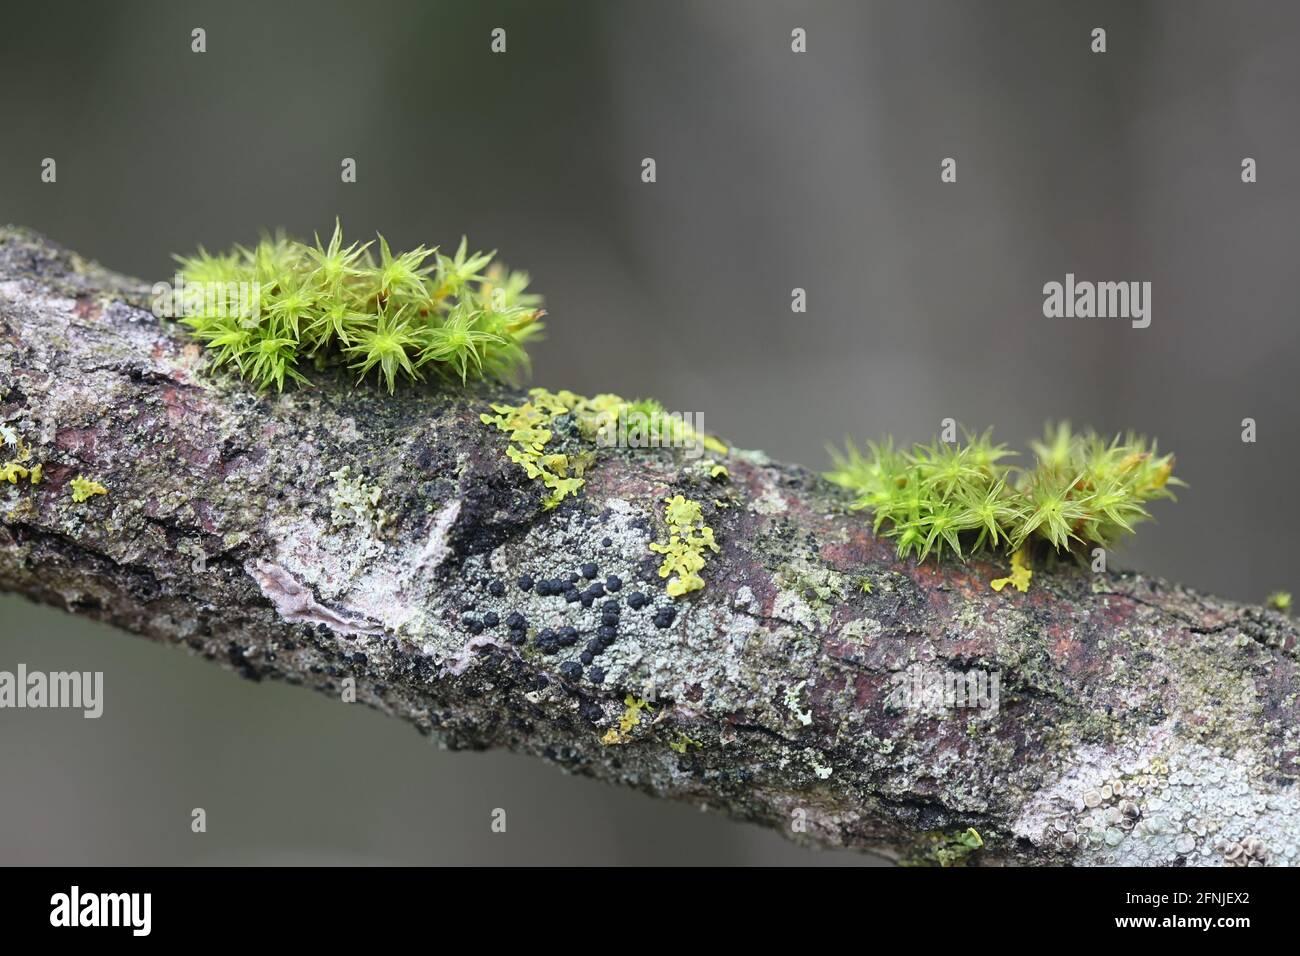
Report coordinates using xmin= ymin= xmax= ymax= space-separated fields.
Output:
xmin=69 ymin=476 xmax=108 ymax=503
xmin=601 ymin=695 xmax=653 ymax=745
xmin=479 ymin=389 xmax=727 ymax=510
xmin=649 ymin=495 xmax=720 ymax=597
xmin=0 ymin=424 xmax=41 ymax=487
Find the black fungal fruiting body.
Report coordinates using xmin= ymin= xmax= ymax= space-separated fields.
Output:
xmin=504 ymin=553 xmax=639 ymax=686
xmin=559 ymin=661 xmax=583 ymax=681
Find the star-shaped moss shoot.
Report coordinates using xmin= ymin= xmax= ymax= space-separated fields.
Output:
xmin=826 ymin=423 xmax=1180 ymax=563
xmin=169 ymin=220 xmax=543 ymax=393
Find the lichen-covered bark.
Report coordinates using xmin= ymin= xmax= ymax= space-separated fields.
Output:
xmin=1 ymin=225 xmax=1296 ymax=866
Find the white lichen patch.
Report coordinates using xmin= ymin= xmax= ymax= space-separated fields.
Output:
xmin=441 ymin=634 xmax=508 ymax=677
xmin=786 ymin=680 xmax=814 ymax=726
xmin=256 ymin=493 xmax=468 ymax=648
xmin=804 ymin=748 xmax=834 ymax=779
xmin=1013 ymin=724 xmax=1300 ymax=866
xmin=769 ymin=557 xmax=852 ymax=633
xmin=771 ymin=587 xmax=828 ymax=633
xmin=248 ymin=559 xmax=385 ymax=638
xmin=731 ymin=585 xmax=755 ymax=611
xmin=414 ymin=498 xmax=461 ymax=572
xmin=752 ymin=483 xmax=788 ymax=516
xmin=332 ymin=416 xmax=363 ymax=445
xmin=836 ymin=617 xmax=882 ymax=646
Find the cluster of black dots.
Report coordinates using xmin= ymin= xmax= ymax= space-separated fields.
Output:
xmin=459 ymin=538 xmax=679 ymax=685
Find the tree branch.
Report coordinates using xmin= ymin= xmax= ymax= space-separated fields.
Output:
xmin=1 ymin=225 xmax=1296 ymax=866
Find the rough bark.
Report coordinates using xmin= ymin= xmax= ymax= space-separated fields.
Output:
xmin=1 ymin=224 xmax=1296 ymax=866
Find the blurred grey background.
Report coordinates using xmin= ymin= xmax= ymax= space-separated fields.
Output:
xmin=1 ymin=0 xmax=1297 ymax=864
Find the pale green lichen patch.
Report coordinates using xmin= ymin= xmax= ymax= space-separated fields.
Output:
xmin=0 ymin=423 xmax=20 ymax=454
xmin=767 ymin=555 xmax=854 ymax=632
xmin=442 ymin=492 xmax=818 ymax=759
xmin=785 ymin=680 xmax=814 ymax=726
xmin=328 ymin=465 xmax=391 ymax=537
xmin=801 ymin=747 xmax=834 ymax=779
xmin=779 ymin=559 xmax=848 ymax=608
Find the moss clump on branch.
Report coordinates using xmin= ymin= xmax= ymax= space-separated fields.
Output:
xmin=827 ymin=423 xmax=1180 ymax=563
xmin=166 ymin=221 xmax=543 ymax=393
xmin=902 ymin=828 xmax=985 ymax=867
